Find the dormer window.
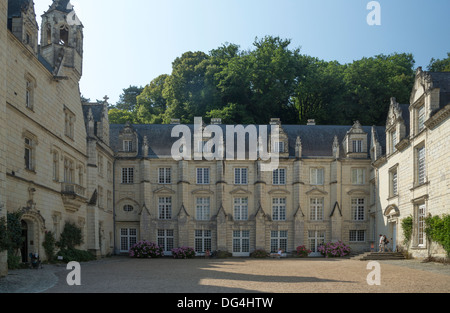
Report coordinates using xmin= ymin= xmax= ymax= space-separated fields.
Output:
xmin=352 ymin=140 xmax=363 ymax=153
xmin=417 ymin=105 xmax=426 ymax=133
xmin=274 ymin=141 xmax=285 ymax=153
xmin=123 ymin=140 xmax=133 ymax=152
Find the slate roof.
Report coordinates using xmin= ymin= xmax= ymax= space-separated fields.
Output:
xmin=109 ymin=123 xmax=386 ymax=159
xmin=429 ymin=72 xmax=450 ymax=110
xmin=7 ymin=0 xmax=30 ymax=19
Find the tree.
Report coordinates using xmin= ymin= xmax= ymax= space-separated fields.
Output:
xmin=135 ymin=74 xmax=168 ymax=124
xmin=428 ymin=53 xmax=450 ymax=72
xmin=115 ymin=85 xmax=144 ymax=111
xmin=108 ymin=108 xmax=137 ymax=124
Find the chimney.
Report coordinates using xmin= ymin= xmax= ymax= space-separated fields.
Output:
xmin=270 ymin=118 xmax=281 ymax=125
xmin=307 ymin=119 xmax=316 ymax=126
xmin=211 ymin=118 xmax=222 ymax=125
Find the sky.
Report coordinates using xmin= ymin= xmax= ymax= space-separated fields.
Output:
xmin=33 ymin=0 xmax=450 ymax=105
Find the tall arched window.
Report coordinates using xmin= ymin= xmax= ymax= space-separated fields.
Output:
xmin=59 ymin=25 xmax=69 ymax=45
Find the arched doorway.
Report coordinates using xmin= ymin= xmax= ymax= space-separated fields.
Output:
xmin=21 ymin=220 xmax=28 ymax=263
xmin=384 ymin=205 xmax=400 ymax=252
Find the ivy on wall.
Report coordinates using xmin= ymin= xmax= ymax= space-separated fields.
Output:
xmin=425 ymin=214 xmax=450 ymax=257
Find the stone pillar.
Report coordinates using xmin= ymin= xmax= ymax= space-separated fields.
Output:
xmin=0 ymin=0 xmax=9 ymax=277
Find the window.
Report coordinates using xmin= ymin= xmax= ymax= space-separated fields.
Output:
xmin=98 ymin=186 xmax=103 ymax=208
xmin=123 ymin=140 xmax=133 ymax=152
xmin=24 ymin=138 xmax=33 ymax=170
xmin=418 ymin=105 xmax=426 ymax=133
xmin=417 ymin=204 xmax=426 ymax=246
xmin=390 ymin=169 xmax=398 ymax=197
xmin=234 ymin=198 xmax=248 ymax=221
xmin=52 ymin=151 xmax=59 ymax=181
xmin=271 ymin=231 xmax=288 ymax=253
xmin=272 ymin=198 xmax=286 ymax=221
xmin=107 ymin=161 xmax=112 ymax=183
xmin=196 ymin=168 xmax=210 ymax=184
xmin=120 ymin=228 xmax=137 ymax=253
xmin=195 ymin=230 xmax=212 ymax=254
xmin=158 ymin=197 xmax=172 ymax=220
xmin=351 ymin=168 xmax=366 ymax=185
xmin=234 ymin=168 xmax=248 ymax=185
xmin=309 ymin=231 xmax=325 ymax=254
xmin=121 ymin=168 xmax=134 ymax=184
xmin=158 ymin=168 xmax=172 ymax=184
xmin=107 ymin=190 xmax=112 ymax=210
xmin=310 ymin=168 xmax=324 ymax=185
xmin=78 ymin=166 xmax=84 ymax=187
xmin=59 ymin=25 xmax=69 ymax=45
xmin=64 ymin=158 xmax=74 ymax=183
xmin=26 ymin=80 xmax=34 ymax=109
xmin=98 ymin=154 xmax=103 ymax=177
xmin=353 ymin=140 xmax=363 ymax=153
xmin=64 ymin=110 xmax=75 ymax=139
xmin=349 ymin=230 xmax=365 ymax=242
xmin=158 ymin=229 xmax=174 ymax=254
xmin=351 ymin=198 xmax=365 ymax=221
xmin=233 ymin=230 xmax=250 ymax=254
xmin=391 ymin=130 xmax=398 ymax=153
xmin=310 ymin=198 xmax=324 ymax=221
xmin=273 ymin=168 xmax=286 ymax=185
xmin=417 ymin=146 xmax=426 ymax=185
xmin=196 ymin=197 xmax=210 ymax=221
xmin=274 ymin=141 xmax=284 ymax=153
xmin=123 ymin=205 xmax=134 ymax=212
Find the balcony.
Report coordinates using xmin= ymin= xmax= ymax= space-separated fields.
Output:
xmin=61 ymin=182 xmax=87 ymax=212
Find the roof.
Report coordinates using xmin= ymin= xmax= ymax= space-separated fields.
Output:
xmin=109 ymin=123 xmax=386 ymax=159
xmin=46 ymin=0 xmax=74 ymax=14
xmin=429 ymin=72 xmax=450 ymax=110
xmin=7 ymin=0 xmax=30 ymax=19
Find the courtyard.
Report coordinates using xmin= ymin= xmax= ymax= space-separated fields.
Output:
xmin=0 ymin=256 xmax=449 ymax=294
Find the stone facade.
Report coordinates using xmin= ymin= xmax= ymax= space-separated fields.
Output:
xmin=0 ymin=0 xmax=8 ymax=277
xmin=373 ymin=69 xmax=450 ymax=259
xmin=1 ymin=0 xmax=448 ymax=279
xmin=111 ymin=121 xmax=384 ymax=257
xmin=0 ymin=0 xmax=113 ymax=277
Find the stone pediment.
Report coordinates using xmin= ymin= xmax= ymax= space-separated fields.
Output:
xmin=153 ymin=186 xmax=176 ymax=194
xmin=306 ymin=188 xmax=328 ymax=195
xmin=191 ymin=188 xmax=214 ymax=195
xmin=229 ymin=187 xmax=252 ymax=195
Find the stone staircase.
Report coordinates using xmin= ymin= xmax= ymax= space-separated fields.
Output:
xmin=351 ymin=251 xmax=406 ymax=261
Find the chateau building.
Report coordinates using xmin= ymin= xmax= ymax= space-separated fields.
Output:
xmin=0 ymin=0 xmax=113 ymax=276
xmin=373 ymin=69 xmax=450 ymax=259
xmin=0 ymin=0 xmax=449 ymax=277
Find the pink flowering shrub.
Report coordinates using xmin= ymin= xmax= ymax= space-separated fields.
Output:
xmin=318 ymin=241 xmax=351 ymax=258
xmin=295 ymin=245 xmax=312 ymax=258
xmin=171 ymin=246 xmax=196 ymax=259
xmin=129 ymin=241 xmax=164 ymax=258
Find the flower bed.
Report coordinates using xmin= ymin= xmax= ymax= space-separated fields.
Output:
xmin=129 ymin=241 xmax=164 ymax=258
xmin=295 ymin=245 xmax=312 ymax=258
xmin=171 ymin=246 xmax=196 ymax=259
xmin=318 ymin=241 xmax=351 ymax=258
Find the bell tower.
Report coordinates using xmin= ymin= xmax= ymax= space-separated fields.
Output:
xmin=40 ymin=0 xmax=83 ymax=79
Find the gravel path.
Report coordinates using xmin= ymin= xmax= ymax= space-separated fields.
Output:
xmin=1 ymin=256 xmax=449 ymax=293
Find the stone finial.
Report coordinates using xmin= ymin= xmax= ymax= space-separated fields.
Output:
xmin=332 ymin=135 xmax=340 ymax=159
xmin=142 ymin=136 xmax=149 ymax=157
xmin=295 ymin=136 xmax=302 ymax=159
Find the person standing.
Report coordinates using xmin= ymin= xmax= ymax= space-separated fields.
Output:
xmin=379 ymin=234 xmax=385 ymax=253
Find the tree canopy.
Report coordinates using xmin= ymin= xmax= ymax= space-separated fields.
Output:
xmin=108 ymin=36 xmax=449 ymax=126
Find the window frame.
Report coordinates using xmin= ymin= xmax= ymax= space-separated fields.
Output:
xmin=195 ymin=197 xmax=210 ymax=221
xmin=158 ymin=197 xmax=172 ymax=220
xmin=196 ymin=168 xmax=210 ymax=185
xmin=273 ymin=168 xmax=286 ymax=185
xmin=121 ymin=168 xmax=134 ymax=184
xmin=272 ymin=198 xmax=287 ymax=221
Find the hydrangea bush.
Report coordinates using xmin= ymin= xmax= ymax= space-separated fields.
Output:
xmin=318 ymin=241 xmax=351 ymax=258
xmin=129 ymin=241 xmax=164 ymax=258
xmin=171 ymin=246 xmax=196 ymax=259
xmin=295 ymin=245 xmax=312 ymax=258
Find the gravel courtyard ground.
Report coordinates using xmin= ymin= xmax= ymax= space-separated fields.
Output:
xmin=1 ymin=256 xmax=449 ymax=294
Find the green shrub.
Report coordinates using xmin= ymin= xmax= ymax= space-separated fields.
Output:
xmin=425 ymin=214 xmax=450 ymax=257
xmin=57 ymin=222 xmax=83 ymax=250
xmin=250 ymin=249 xmax=268 ymax=258
xmin=401 ymin=216 xmax=413 ymax=246
xmin=43 ymin=231 xmax=56 ymax=262
xmin=57 ymin=248 xmax=96 ymax=263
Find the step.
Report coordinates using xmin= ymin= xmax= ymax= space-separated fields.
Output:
xmin=358 ymin=252 xmax=405 ymax=261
